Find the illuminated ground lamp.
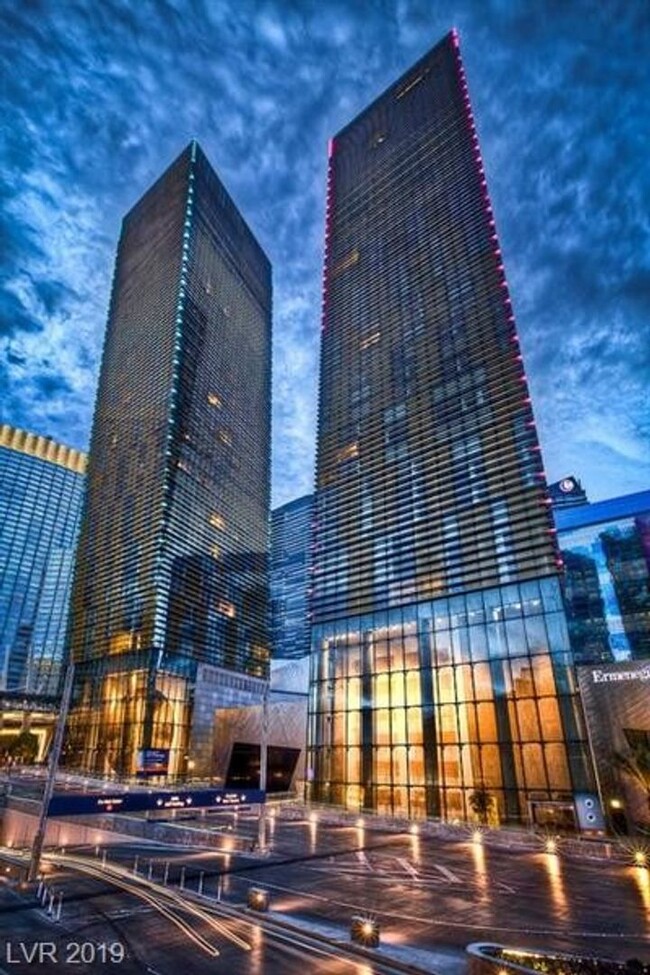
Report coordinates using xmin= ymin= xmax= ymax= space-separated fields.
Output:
xmin=247 ymin=887 xmax=270 ymax=912
xmin=634 ymin=850 xmax=648 ymax=869
xmin=545 ymin=838 xmax=558 ymax=855
xmin=409 ymin=823 xmax=419 ymax=836
xmin=350 ymin=915 xmax=380 ymax=948
xmin=472 ymin=829 xmax=484 ymax=845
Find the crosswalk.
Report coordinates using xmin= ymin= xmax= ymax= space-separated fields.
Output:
xmin=309 ymin=851 xmax=516 ymax=894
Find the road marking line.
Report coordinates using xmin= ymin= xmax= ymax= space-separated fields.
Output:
xmin=397 ymin=857 xmax=419 ymax=878
xmin=356 ymin=851 xmax=372 ymax=870
xmin=432 ymin=862 xmax=462 ymax=883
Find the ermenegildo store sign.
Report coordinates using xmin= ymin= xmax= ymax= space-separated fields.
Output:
xmin=577 ymin=659 xmax=650 ymax=827
xmin=589 ymin=665 xmax=650 ymax=684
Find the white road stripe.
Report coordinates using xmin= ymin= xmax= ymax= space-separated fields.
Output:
xmin=432 ymin=862 xmax=462 ymax=883
xmin=397 ymin=857 xmax=419 ymax=878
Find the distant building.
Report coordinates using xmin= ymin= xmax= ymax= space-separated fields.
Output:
xmin=65 ymin=142 xmax=272 ymax=778
xmin=548 ymin=476 xmax=588 ymax=509
xmin=0 ymin=425 xmax=86 ymax=696
xmin=555 ymin=490 xmax=650 ymax=664
xmin=271 ymin=495 xmax=313 ymax=659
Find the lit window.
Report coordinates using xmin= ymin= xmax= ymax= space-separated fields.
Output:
xmin=331 ymin=249 xmax=359 ymax=277
xmin=336 ymin=443 xmax=359 ymax=464
xmin=209 ymin=513 xmax=225 ymax=530
xmin=218 ymin=429 xmax=232 ymax=446
xmin=360 ymin=331 xmax=380 ymax=350
xmin=216 ymin=600 xmax=236 ymax=618
xmin=207 ymin=392 xmax=222 ymax=408
xmin=396 ymin=68 xmax=429 ymax=99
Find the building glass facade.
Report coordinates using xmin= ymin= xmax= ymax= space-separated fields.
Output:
xmin=556 ymin=491 xmax=650 ymax=665
xmin=308 ymin=31 xmax=595 ymax=825
xmin=66 ymin=142 xmax=272 ymax=777
xmin=0 ymin=425 xmax=86 ymax=695
xmin=271 ymin=495 xmax=313 ymax=659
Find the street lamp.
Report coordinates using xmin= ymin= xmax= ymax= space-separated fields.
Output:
xmin=257 ymin=678 xmax=270 ymax=852
xmin=28 ymin=663 xmax=75 ymax=882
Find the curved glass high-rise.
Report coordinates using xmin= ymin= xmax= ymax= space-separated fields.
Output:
xmin=66 ymin=142 xmax=272 ymax=777
xmin=0 ymin=425 xmax=86 ymax=695
xmin=308 ymin=31 xmax=596 ymax=826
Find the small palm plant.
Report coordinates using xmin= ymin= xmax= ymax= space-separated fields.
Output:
xmin=468 ymin=784 xmax=494 ymax=825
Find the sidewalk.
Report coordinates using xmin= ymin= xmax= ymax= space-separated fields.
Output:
xmin=277 ymin=802 xmax=628 ymax=863
xmin=266 ymin=910 xmax=468 ymax=975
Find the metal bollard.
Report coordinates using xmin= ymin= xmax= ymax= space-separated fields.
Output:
xmin=198 ymin=871 xmax=204 ymax=896
xmin=147 ymin=860 xmax=153 ymax=881
xmin=180 ymin=866 xmax=185 ymax=890
xmin=133 ymin=856 xmax=139 ymax=875
xmin=163 ymin=861 xmax=169 ymax=886
xmin=37 ymin=878 xmax=44 ymax=900
xmin=101 ymin=850 xmax=107 ymax=870
xmin=55 ymin=893 xmax=62 ymax=922
xmin=47 ymin=891 xmax=55 ymax=916
xmin=217 ymin=877 xmax=222 ymax=902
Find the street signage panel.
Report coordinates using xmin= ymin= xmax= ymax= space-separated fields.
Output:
xmin=136 ymin=748 xmax=170 ymax=777
xmin=47 ymin=787 xmax=265 ymax=818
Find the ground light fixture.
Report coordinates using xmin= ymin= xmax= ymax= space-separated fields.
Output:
xmin=622 ymin=840 xmax=650 ymax=869
xmin=350 ymin=915 xmax=380 ymax=947
xmin=247 ymin=887 xmax=270 ymax=911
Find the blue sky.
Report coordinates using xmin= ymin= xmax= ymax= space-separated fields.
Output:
xmin=1 ymin=0 xmax=649 ymax=507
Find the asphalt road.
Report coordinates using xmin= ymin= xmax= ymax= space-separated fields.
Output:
xmin=1 ymin=799 xmax=649 ymax=973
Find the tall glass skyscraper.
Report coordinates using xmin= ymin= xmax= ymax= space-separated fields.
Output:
xmin=271 ymin=494 xmax=313 ymax=659
xmin=66 ymin=142 xmax=272 ymax=777
xmin=0 ymin=425 xmax=86 ymax=695
xmin=308 ymin=31 xmax=595 ymax=826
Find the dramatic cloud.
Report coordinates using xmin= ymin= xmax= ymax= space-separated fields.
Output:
xmin=1 ymin=0 xmax=648 ymax=505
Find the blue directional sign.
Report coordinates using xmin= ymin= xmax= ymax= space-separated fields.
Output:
xmin=47 ymin=787 xmax=265 ymax=818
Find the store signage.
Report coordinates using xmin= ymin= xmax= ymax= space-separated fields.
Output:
xmin=591 ymin=666 xmax=650 ymax=684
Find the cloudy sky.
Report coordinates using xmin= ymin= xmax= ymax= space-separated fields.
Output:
xmin=1 ymin=0 xmax=649 ymax=507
